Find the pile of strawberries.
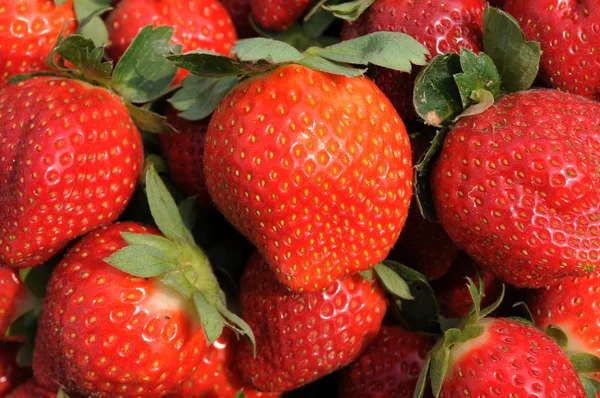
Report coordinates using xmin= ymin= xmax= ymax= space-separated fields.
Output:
xmin=2 ymin=0 xmax=600 ymax=397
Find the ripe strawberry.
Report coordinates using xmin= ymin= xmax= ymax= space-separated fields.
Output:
xmin=0 ymin=0 xmax=76 ymax=88
xmin=338 ymin=325 xmax=433 ymax=398
xmin=179 ymin=329 xmax=280 ymax=398
xmin=249 ymin=0 xmax=312 ymax=32
xmin=0 ymin=76 xmax=143 ymax=268
xmin=431 ymin=89 xmax=600 ymax=288
xmin=106 ymin=0 xmax=237 ymax=85
xmin=160 ymin=108 xmax=211 ymax=206
xmin=504 ymin=0 xmax=600 ymax=101
xmin=388 ymin=132 xmax=459 ymax=280
xmin=529 ymin=270 xmax=600 ymax=364
xmin=220 ymin=0 xmax=254 ymax=37
xmin=0 ymin=341 xmax=31 ymax=396
xmin=432 ymin=254 xmax=501 ymax=318
xmin=204 ymin=64 xmax=413 ymax=292
xmin=341 ymin=0 xmax=486 ymax=119
xmin=5 ymin=379 xmax=56 ymax=398
xmin=0 ymin=268 xmax=35 ymax=335
xmin=32 ymin=222 xmax=208 ymax=398
xmin=236 ymin=253 xmax=386 ymax=392
xmin=434 ymin=318 xmax=586 ymax=397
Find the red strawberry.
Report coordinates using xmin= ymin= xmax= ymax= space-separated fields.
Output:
xmin=32 ymin=223 xmax=208 ymax=398
xmin=5 ymin=379 xmax=56 ymax=398
xmin=434 ymin=318 xmax=585 ymax=397
xmin=0 ymin=341 xmax=31 ymax=396
xmin=106 ymin=0 xmax=237 ymax=85
xmin=341 ymin=0 xmax=486 ymax=119
xmin=160 ymin=108 xmax=211 ymax=206
xmin=220 ymin=0 xmax=254 ymax=37
xmin=338 ymin=325 xmax=433 ymax=398
xmin=236 ymin=253 xmax=387 ymax=393
xmin=504 ymin=0 xmax=600 ymax=101
xmin=0 ymin=77 xmax=143 ymax=268
xmin=204 ymin=63 xmax=413 ymax=292
xmin=0 ymin=268 xmax=36 ymax=336
xmin=0 ymin=0 xmax=76 ymax=89
xmin=388 ymin=132 xmax=459 ymax=280
xmin=249 ymin=0 xmax=312 ymax=32
xmin=431 ymin=89 xmax=600 ymax=288
xmin=529 ymin=271 xmax=600 ymax=367
xmin=432 ymin=254 xmax=501 ymax=318
xmin=178 ymin=329 xmax=280 ymax=398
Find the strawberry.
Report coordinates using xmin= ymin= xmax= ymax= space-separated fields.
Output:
xmin=432 ymin=254 xmax=501 ymax=318
xmin=0 ymin=76 xmax=143 ymax=268
xmin=204 ymin=63 xmax=413 ymax=292
xmin=338 ymin=325 xmax=433 ymax=398
xmin=431 ymin=89 xmax=600 ymax=288
xmin=5 ymin=379 xmax=56 ymax=398
xmin=160 ymin=108 xmax=211 ymax=206
xmin=504 ymin=0 xmax=600 ymax=101
xmin=220 ymin=0 xmax=254 ymax=37
xmin=0 ymin=268 xmax=36 ymax=335
xmin=0 ymin=0 xmax=76 ymax=88
xmin=341 ymin=0 xmax=486 ymax=119
xmin=249 ymin=0 xmax=312 ymax=32
xmin=32 ymin=223 xmax=208 ymax=397
xmin=236 ymin=252 xmax=387 ymax=393
xmin=0 ymin=341 xmax=31 ymax=396
xmin=387 ymin=132 xmax=459 ymax=280
xmin=178 ymin=329 xmax=280 ymax=398
xmin=106 ymin=0 xmax=238 ymax=85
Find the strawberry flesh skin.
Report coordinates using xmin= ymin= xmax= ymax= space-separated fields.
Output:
xmin=0 ymin=77 xmax=144 ymax=269
xmin=432 ymin=89 xmax=600 ymax=288
xmin=4 ymin=379 xmax=58 ymax=398
xmin=236 ymin=253 xmax=387 ymax=393
xmin=32 ymin=223 xmax=208 ymax=398
xmin=204 ymin=64 xmax=413 ymax=293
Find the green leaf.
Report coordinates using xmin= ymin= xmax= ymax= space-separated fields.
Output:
xmin=430 ymin=345 xmax=450 ymax=397
xmin=6 ymin=309 xmax=40 ymax=367
xmin=413 ymin=128 xmax=448 ymax=221
xmin=297 ymin=56 xmax=364 ymax=77
xmin=570 ymin=353 xmax=600 ymax=374
xmin=125 ymin=103 xmax=176 ymax=134
xmin=57 ymin=388 xmax=71 ymax=398
xmin=482 ymin=5 xmax=540 ymax=93
xmin=374 ymin=263 xmax=413 ymax=300
xmin=193 ymin=292 xmax=225 ymax=345
xmin=170 ymin=75 xmax=237 ymax=121
xmin=53 ymin=34 xmax=113 ymax=81
xmin=414 ymin=357 xmax=431 ymax=398
xmin=382 ymin=260 xmax=428 ymax=283
xmin=215 ymin=301 xmax=257 ymax=355
xmin=457 ymin=324 xmax=484 ymax=344
xmin=303 ymin=0 xmax=340 ymax=39
xmin=580 ymin=375 xmax=597 ymax=398
xmin=393 ymin=279 xmax=440 ymax=334
xmin=413 ymin=53 xmax=463 ymax=127
xmin=512 ymin=301 xmax=534 ymax=323
xmin=166 ymin=50 xmax=248 ymax=77
xmin=161 ymin=271 xmax=196 ymax=298
xmin=308 ymin=31 xmax=428 ymax=72
xmin=54 ymin=0 xmax=68 ymax=5
xmin=479 ymin=283 xmax=505 ymax=318
xmin=466 ymin=277 xmax=482 ymax=318
xmin=235 ymin=391 xmax=247 ymax=398
xmin=453 ymin=89 xmax=495 ymax=122
xmin=359 ymin=269 xmax=374 ymax=282
xmin=179 ymin=197 xmax=198 ymax=232
xmin=232 ymin=38 xmax=303 ymax=63
xmin=145 ymin=166 xmax=196 ymax=245
xmin=104 ymin=244 xmax=175 ymax=277
xmin=454 ymin=49 xmax=500 ymax=107
xmin=111 ymin=25 xmax=178 ymax=103
xmin=322 ymin=0 xmax=376 ymax=21
xmin=73 ymin=1 xmax=112 ymax=46
xmin=120 ymin=232 xmax=179 ymax=253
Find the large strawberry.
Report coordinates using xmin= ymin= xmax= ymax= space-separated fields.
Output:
xmin=0 ymin=0 xmax=76 ymax=88
xmin=160 ymin=108 xmax=211 ymax=206
xmin=504 ymin=0 xmax=600 ymax=101
xmin=5 ymin=379 xmax=57 ymax=398
xmin=431 ymin=89 xmax=600 ymax=288
xmin=338 ymin=325 xmax=433 ymax=398
xmin=204 ymin=64 xmax=413 ymax=292
xmin=236 ymin=253 xmax=386 ymax=393
xmin=0 ymin=341 xmax=31 ymax=396
xmin=33 ymin=168 xmax=253 ymax=398
xmin=106 ymin=0 xmax=237 ymax=85
xmin=0 ymin=268 xmax=37 ymax=335
xmin=341 ymin=0 xmax=486 ymax=119
xmin=249 ymin=0 xmax=312 ymax=32
xmin=179 ymin=329 xmax=280 ymax=398
xmin=0 ymin=77 xmax=143 ymax=268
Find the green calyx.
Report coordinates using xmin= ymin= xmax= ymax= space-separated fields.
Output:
xmin=167 ymin=32 xmax=429 ymax=120
xmin=105 ymin=166 xmax=255 ymax=350
xmin=11 ymin=10 xmax=177 ymax=134
xmin=414 ymin=275 xmax=506 ymax=397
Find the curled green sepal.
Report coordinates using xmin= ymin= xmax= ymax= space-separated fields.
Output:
xmin=373 ymin=262 xmax=413 ymax=300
